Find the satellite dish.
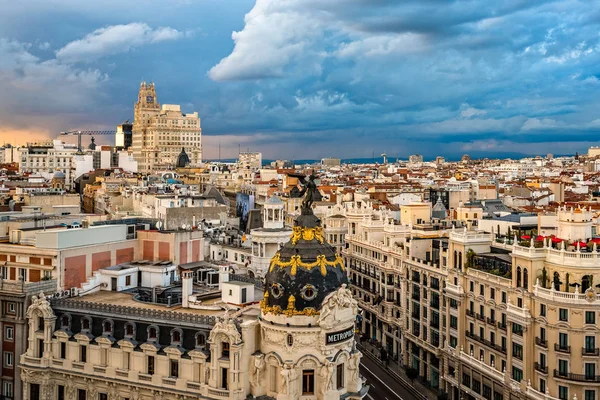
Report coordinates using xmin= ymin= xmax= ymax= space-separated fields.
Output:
xmin=156 ymin=221 xmax=163 ymax=230
xmin=181 ymin=224 xmax=187 ymax=230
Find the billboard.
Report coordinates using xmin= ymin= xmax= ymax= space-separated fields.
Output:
xmin=236 ymin=193 xmax=255 ymax=232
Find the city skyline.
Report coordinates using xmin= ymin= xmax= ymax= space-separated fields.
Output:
xmin=1 ymin=1 xmax=600 ymax=159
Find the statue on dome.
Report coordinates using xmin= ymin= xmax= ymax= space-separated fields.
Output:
xmin=297 ymin=173 xmax=322 ymax=212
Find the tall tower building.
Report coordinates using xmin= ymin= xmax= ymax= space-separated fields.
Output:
xmin=132 ymin=82 xmax=202 ymax=172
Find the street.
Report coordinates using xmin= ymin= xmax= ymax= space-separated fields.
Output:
xmin=360 ymin=353 xmax=422 ymax=400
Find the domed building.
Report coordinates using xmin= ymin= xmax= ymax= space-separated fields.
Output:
xmin=253 ymin=185 xmax=369 ymax=400
xmin=51 ymin=169 xmax=66 ymax=189
xmin=176 ymin=147 xmax=190 ymax=168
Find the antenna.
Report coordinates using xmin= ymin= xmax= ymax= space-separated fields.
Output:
xmin=219 ymin=140 xmax=221 ymax=161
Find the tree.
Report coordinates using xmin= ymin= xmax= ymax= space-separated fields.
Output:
xmin=465 ymin=249 xmax=476 ymax=270
xmin=541 ymin=267 xmax=547 ymax=289
xmin=406 ymin=367 xmax=419 ymax=383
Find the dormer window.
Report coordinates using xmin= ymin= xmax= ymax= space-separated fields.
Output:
xmin=195 ymin=333 xmax=206 ymax=348
xmin=103 ymin=320 xmax=113 ymax=334
xmin=125 ymin=323 xmax=135 ymax=337
xmin=148 ymin=326 xmax=158 ymax=341
xmin=82 ymin=317 xmax=91 ymax=331
xmin=61 ymin=315 xmax=70 ymax=329
xmin=171 ymin=329 xmax=182 ymax=344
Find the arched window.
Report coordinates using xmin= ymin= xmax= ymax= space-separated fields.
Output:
xmin=195 ymin=333 xmax=206 ymax=347
xmin=61 ymin=315 xmax=70 ymax=329
xmin=516 ymin=267 xmax=522 ymax=288
xmin=453 ymin=251 xmax=457 ymax=268
xmin=171 ymin=329 xmax=182 ymax=344
xmin=523 ymin=269 xmax=529 ymax=290
xmin=458 ymin=252 xmax=463 ymax=270
xmin=103 ymin=320 xmax=113 ymax=334
xmin=582 ymin=275 xmax=592 ymax=292
xmin=148 ymin=326 xmax=158 ymax=340
xmin=81 ymin=317 xmax=91 ymax=331
xmin=125 ymin=323 xmax=135 ymax=337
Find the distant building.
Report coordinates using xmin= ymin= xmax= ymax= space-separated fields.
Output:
xmin=132 ymin=82 xmax=202 ymax=172
xmin=322 ymin=158 xmax=341 ymax=166
xmin=435 ymin=156 xmax=446 ymax=165
xmin=409 ymin=154 xmax=424 ymax=163
xmin=114 ymin=121 xmax=133 ymax=150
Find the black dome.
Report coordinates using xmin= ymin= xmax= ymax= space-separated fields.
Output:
xmin=262 ymin=210 xmax=348 ymax=317
xmin=176 ymin=147 xmax=190 ymax=168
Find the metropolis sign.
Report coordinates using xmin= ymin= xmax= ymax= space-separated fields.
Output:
xmin=325 ymin=327 xmax=354 ymax=345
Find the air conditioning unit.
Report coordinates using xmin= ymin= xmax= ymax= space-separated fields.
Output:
xmin=70 ymin=287 xmax=79 ymax=297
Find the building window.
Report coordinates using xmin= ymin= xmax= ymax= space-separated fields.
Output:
xmin=586 ymin=363 xmax=596 ymax=379
xmin=3 ymin=352 xmax=13 ymax=367
xmin=99 ymin=394 xmax=108 ymax=400
xmin=558 ymin=360 xmax=568 ymax=375
xmin=511 ymin=367 xmax=522 ymax=382
xmin=196 ymin=333 xmax=206 ymax=347
xmin=6 ymin=303 xmax=15 ymax=314
xmin=103 ymin=320 xmax=112 ymax=334
xmin=302 ymin=370 xmax=315 ymax=395
xmin=147 ymin=356 xmax=155 ymax=375
xmin=585 ymin=390 xmax=595 ymax=400
xmin=5 ymin=326 xmax=13 ymax=340
xmin=337 ymin=364 xmax=344 ymax=389
xmin=539 ymin=379 xmax=546 ymax=394
xmin=501 ymin=292 xmax=506 ymax=303
xmin=559 ymin=332 xmax=569 ymax=348
xmin=540 ymin=304 xmax=546 ymax=317
xmin=148 ymin=326 xmax=158 ymax=340
xmin=222 ymin=342 xmax=230 ymax=358
xmin=287 ymin=334 xmax=293 ymax=346
xmin=490 ymin=288 xmax=495 ymax=299
xmin=126 ymin=275 xmax=131 ymax=286
xmin=82 ymin=318 xmax=90 ymax=331
xmin=221 ymin=367 xmax=229 ymax=389
xmin=125 ymin=324 xmax=134 ymax=337
xmin=586 ymin=311 xmax=596 ymax=324
xmin=80 ymin=346 xmax=87 ymax=363
xmin=585 ymin=336 xmax=596 ymax=352
xmin=479 ymin=284 xmax=484 ymax=295
xmin=559 ymin=308 xmax=568 ymax=321
xmin=60 ymin=342 xmax=66 ymax=359
xmin=123 ymin=352 xmax=130 ymax=370
xmin=171 ymin=329 xmax=181 ymax=344
xmin=77 ymin=388 xmax=86 ymax=400
xmin=57 ymin=385 xmax=65 ymax=400
xmin=559 ymin=386 xmax=568 ymax=400
xmin=2 ymin=382 xmax=13 ymax=399
xmin=470 ymin=281 xmax=474 ymax=292
xmin=170 ymin=360 xmax=179 ymax=378
xmin=61 ymin=315 xmax=70 ymax=328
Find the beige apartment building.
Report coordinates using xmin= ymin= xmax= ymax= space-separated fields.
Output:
xmin=345 ymin=200 xmax=600 ymax=400
xmin=132 ymin=82 xmax=202 ymax=172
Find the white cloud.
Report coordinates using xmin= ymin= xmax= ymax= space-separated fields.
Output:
xmin=459 ymin=103 xmax=487 ymax=119
xmin=208 ymin=0 xmax=324 ymax=80
xmin=56 ymin=23 xmax=189 ymax=63
xmin=335 ymin=34 xmax=428 ymax=58
xmin=520 ymin=117 xmax=559 ymax=131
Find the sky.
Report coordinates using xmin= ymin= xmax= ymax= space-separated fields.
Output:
xmin=1 ymin=0 xmax=600 ymax=160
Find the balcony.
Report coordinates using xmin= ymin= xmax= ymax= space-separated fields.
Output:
xmin=486 ymin=317 xmax=496 ymax=326
xmin=476 ymin=313 xmax=485 ymax=322
xmin=465 ymin=331 xmax=507 ymax=354
xmin=554 ymin=370 xmax=600 ymax=382
xmin=554 ymin=344 xmax=571 ymax=354
xmin=497 ymin=322 xmax=507 ymax=331
xmin=535 ymin=337 xmax=548 ymax=348
xmin=582 ymin=347 xmax=600 ymax=356
xmin=466 ymin=309 xmax=475 ymax=318
xmin=534 ymin=363 xmax=548 ymax=374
